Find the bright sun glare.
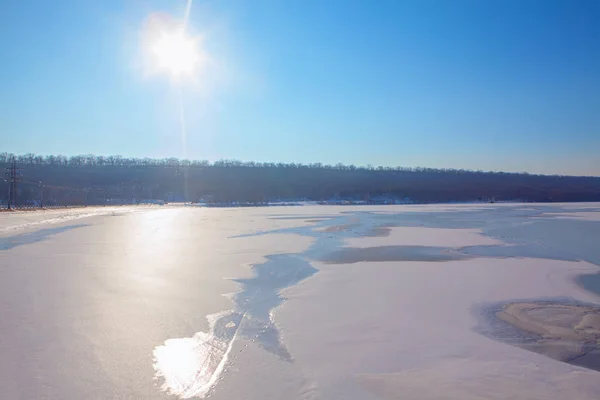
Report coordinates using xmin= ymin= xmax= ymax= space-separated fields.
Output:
xmin=151 ymin=28 xmax=200 ymax=78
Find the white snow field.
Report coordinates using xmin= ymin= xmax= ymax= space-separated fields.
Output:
xmin=1 ymin=203 xmax=600 ymax=399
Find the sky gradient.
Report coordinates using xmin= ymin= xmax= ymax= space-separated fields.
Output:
xmin=1 ymin=0 xmax=599 ymax=175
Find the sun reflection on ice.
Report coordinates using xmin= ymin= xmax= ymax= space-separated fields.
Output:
xmin=153 ymin=311 xmax=242 ymax=398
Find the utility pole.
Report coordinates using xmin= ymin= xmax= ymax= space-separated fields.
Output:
xmin=10 ymin=159 xmax=17 ymax=208
xmin=4 ymin=158 xmax=21 ymax=209
xmin=4 ymin=161 xmax=12 ymax=209
xmin=39 ymin=181 xmax=44 ymax=208
xmin=4 ymin=177 xmax=9 ymax=210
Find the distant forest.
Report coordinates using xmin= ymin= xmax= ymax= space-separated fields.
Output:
xmin=2 ymin=152 xmax=599 ymax=206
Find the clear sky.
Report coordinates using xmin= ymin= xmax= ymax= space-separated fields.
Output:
xmin=1 ymin=0 xmax=599 ymax=175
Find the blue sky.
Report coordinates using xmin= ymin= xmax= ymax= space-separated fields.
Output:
xmin=1 ymin=0 xmax=599 ymax=175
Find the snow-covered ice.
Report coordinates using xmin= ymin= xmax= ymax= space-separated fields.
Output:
xmin=0 ymin=205 xmax=152 ymax=234
xmin=1 ymin=203 xmax=600 ymax=399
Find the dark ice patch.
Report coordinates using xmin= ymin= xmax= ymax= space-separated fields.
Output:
xmin=320 ymin=245 xmax=472 ymax=264
xmin=230 ymin=254 xmax=317 ymax=360
xmin=0 ymin=224 xmax=88 ymax=251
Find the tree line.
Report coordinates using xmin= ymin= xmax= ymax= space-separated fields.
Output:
xmin=1 ymin=152 xmax=599 ymax=206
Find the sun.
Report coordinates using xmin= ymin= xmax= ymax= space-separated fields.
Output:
xmin=150 ymin=28 xmax=201 ymax=78
xmin=139 ymin=11 xmax=209 ymax=81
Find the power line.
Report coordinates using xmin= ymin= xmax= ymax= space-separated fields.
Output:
xmin=4 ymin=159 xmax=106 ymax=209
xmin=20 ymin=179 xmax=103 ymax=193
xmin=4 ymin=158 xmax=23 ymax=209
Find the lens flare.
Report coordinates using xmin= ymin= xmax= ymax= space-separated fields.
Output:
xmin=139 ymin=0 xmax=203 ymax=192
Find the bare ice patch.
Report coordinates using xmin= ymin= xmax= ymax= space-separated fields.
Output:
xmin=0 ymin=224 xmax=88 ymax=250
xmin=320 ymin=245 xmax=471 ymax=264
xmin=344 ymin=227 xmax=503 ymax=248
xmin=153 ymin=254 xmax=317 ymax=397
xmin=474 ymin=298 xmax=600 ymax=371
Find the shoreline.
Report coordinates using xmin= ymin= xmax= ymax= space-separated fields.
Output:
xmin=0 ymin=205 xmax=126 ymax=212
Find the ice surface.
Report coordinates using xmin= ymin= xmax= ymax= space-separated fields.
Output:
xmin=152 ymin=254 xmax=317 ymax=398
xmin=0 ymin=206 xmax=149 ymax=234
xmin=344 ymin=227 xmax=503 ymax=248
xmin=1 ymin=203 xmax=600 ymax=399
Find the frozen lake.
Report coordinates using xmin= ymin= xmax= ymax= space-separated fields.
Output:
xmin=1 ymin=203 xmax=600 ymax=399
